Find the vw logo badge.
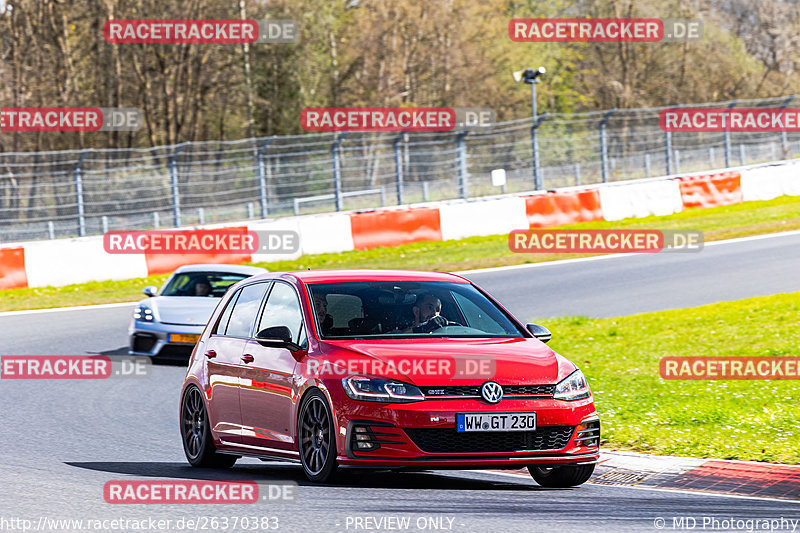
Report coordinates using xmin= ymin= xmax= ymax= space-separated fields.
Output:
xmin=480 ymin=381 xmax=503 ymax=404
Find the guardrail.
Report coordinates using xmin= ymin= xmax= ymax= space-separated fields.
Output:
xmin=1 ymin=95 xmax=799 ymax=243
xmin=293 ymin=188 xmax=386 ymax=215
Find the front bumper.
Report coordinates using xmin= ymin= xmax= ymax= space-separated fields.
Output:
xmin=129 ymin=320 xmax=205 ymax=359
xmin=329 ymin=387 xmax=600 ymax=467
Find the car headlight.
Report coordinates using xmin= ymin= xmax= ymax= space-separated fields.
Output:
xmin=554 ymin=370 xmax=591 ymax=401
xmin=133 ymin=305 xmax=155 ymax=322
xmin=342 ymin=377 xmax=425 ymax=403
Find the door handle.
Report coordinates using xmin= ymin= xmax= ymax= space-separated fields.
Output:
xmin=241 ymin=354 xmax=255 ymax=364
xmin=204 ymin=350 xmax=216 ymax=359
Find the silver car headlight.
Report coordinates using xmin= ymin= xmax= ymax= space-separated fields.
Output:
xmin=133 ymin=305 xmax=155 ymax=322
xmin=342 ymin=377 xmax=425 ymax=403
xmin=554 ymin=370 xmax=591 ymax=401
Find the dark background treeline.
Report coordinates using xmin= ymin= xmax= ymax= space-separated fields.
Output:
xmin=1 ymin=0 xmax=798 ymax=152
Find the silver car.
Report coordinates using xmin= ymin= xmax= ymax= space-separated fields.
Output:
xmin=129 ymin=264 xmax=267 ymax=360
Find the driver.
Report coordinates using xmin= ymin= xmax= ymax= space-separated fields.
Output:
xmin=193 ymin=279 xmax=212 ymax=297
xmin=409 ymin=293 xmax=454 ymax=333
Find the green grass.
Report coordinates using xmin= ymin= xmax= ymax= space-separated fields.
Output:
xmin=540 ymin=291 xmax=800 ymax=463
xmin=2 ymin=194 xmax=799 ymax=312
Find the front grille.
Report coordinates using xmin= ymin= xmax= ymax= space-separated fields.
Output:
xmin=422 ymin=384 xmax=555 ymax=398
xmin=424 ymin=386 xmax=480 ymax=396
xmin=131 ymin=334 xmax=157 ymax=353
xmin=505 ymin=384 xmax=556 ymax=396
xmin=405 ymin=425 xmax=574 ymax=453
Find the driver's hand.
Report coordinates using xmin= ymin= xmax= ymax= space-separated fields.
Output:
xmin=412 ymin=314 xmax=449 ymax=333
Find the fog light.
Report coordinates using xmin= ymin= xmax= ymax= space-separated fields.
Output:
xmin=574 ymin=417 xmax=601 ymax=448
xmin=350 ymin=423 xmax=381 ymax=452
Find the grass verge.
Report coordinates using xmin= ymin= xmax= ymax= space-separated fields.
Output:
xmin=540 ymin=291 xmax=800 ymax=463
xmin=2 ymin=195 xmax=799 ymax=312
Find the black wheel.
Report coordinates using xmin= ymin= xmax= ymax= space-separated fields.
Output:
xmin=528 ymin=464 xmax=595 ymax=487
xmin=181 ymin=386 xmax=238 ymax=468
xmin=297 ymin=390 xmax=338 ymax=482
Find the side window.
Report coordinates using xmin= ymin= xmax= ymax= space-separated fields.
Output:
xmin=225 ymin=283 xmax=268 ymax=338
xmin=257 ymin=282 xmax=304 ymax=344
xmin=213 ymin=288 xmax=241 ymax=335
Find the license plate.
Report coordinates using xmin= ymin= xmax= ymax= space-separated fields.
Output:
xmin=457 ymin=412 xmax=536 ymax=432
xmin=169 ymin=333 xmax=200 ymax=344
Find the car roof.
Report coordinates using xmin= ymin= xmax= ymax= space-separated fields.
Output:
xmin=172 ymin=264 xmax=267 ymax=275
xmin=263 ymin=269 xmax=469 ymax=284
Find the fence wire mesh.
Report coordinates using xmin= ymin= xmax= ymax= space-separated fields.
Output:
xmin=1 ymin=95 xmax=798 ymax=243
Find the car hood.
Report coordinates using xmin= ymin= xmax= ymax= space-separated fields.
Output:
xmin=316 ymin=337 xmax=577 ymax=386
xmin=143 ymin=296 xmax=220 ymax=326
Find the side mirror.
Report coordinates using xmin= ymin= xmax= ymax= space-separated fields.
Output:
xmin=143 ymin=286 xmax=158 ymax=297
xmin=526 ymin=323 xmax=551 ymax=344
xmin=255 ymin=326 xmax=301 ymax=351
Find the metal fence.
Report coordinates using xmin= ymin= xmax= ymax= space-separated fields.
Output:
xmin=1 ymin=95 xmax=798 ymax=243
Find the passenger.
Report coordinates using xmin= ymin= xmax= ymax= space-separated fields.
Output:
xmin=313 ymin=292 xmax=334 ymax=335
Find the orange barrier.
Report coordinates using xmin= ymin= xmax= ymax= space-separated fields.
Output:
xmin=144 ymin=226 xmax=252 ymax=276
xmin=350 ymin=207 xmax=442 ymax=250
xmin=677 ymin=171 xmax=742 ymax=209
xmin=524 ymin=189 xmax=603 ymax=228
xmin=0 ymin=247 xmax=28 ymax=289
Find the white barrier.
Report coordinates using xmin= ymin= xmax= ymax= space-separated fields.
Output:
xmin=24 ymin=236 xmax=148 ymax=288
xmin=295 ymin=214 xmax=355 ymax=255
xmin=4 ymin=160 xmax=800 ymax=290
xmin=439 ymin=197 xmax=528 ymax=241
xmin=741 ymin=163 xmax=800 ymax=201
xmin=599 ymin=180 xmax=683 ymax=221
xmin=248 ymin=218 xmax=303 ymax=263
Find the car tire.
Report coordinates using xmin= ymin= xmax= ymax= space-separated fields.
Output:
xmin=181 ymin=386 xmax=238 ymax=468
xmin=528 ymin=464 xmax=595 ymax=487
xmin=297 ymin=389 xmax=338 ymax=483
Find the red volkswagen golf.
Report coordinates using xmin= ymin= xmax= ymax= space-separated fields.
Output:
xmin=180 ymin=269 xmax=600 ymax=486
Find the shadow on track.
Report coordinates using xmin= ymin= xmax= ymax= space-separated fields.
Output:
xmin=87 ymin=347 xmax=190 ymax=366
xmin=88 ymin=347 xmax=130 ymax=356
xmin=65 ymin=461 xmax=546 ymax=491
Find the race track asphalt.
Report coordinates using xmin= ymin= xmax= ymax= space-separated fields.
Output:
xmin=1 ymin=231 xmax=799 ymax=532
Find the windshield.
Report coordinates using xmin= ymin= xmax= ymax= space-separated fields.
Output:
xmin=306 ymin=281 xmax=524 ymax=339
xmin=160 ymin=272 xmax=250 ymax=298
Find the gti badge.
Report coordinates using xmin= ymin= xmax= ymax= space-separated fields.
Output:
xmin=480 ymin=381 xmax=503 ymax=404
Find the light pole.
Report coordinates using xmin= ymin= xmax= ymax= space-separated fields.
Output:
xmin=514 ymin=67 xmax=546 ymax=189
